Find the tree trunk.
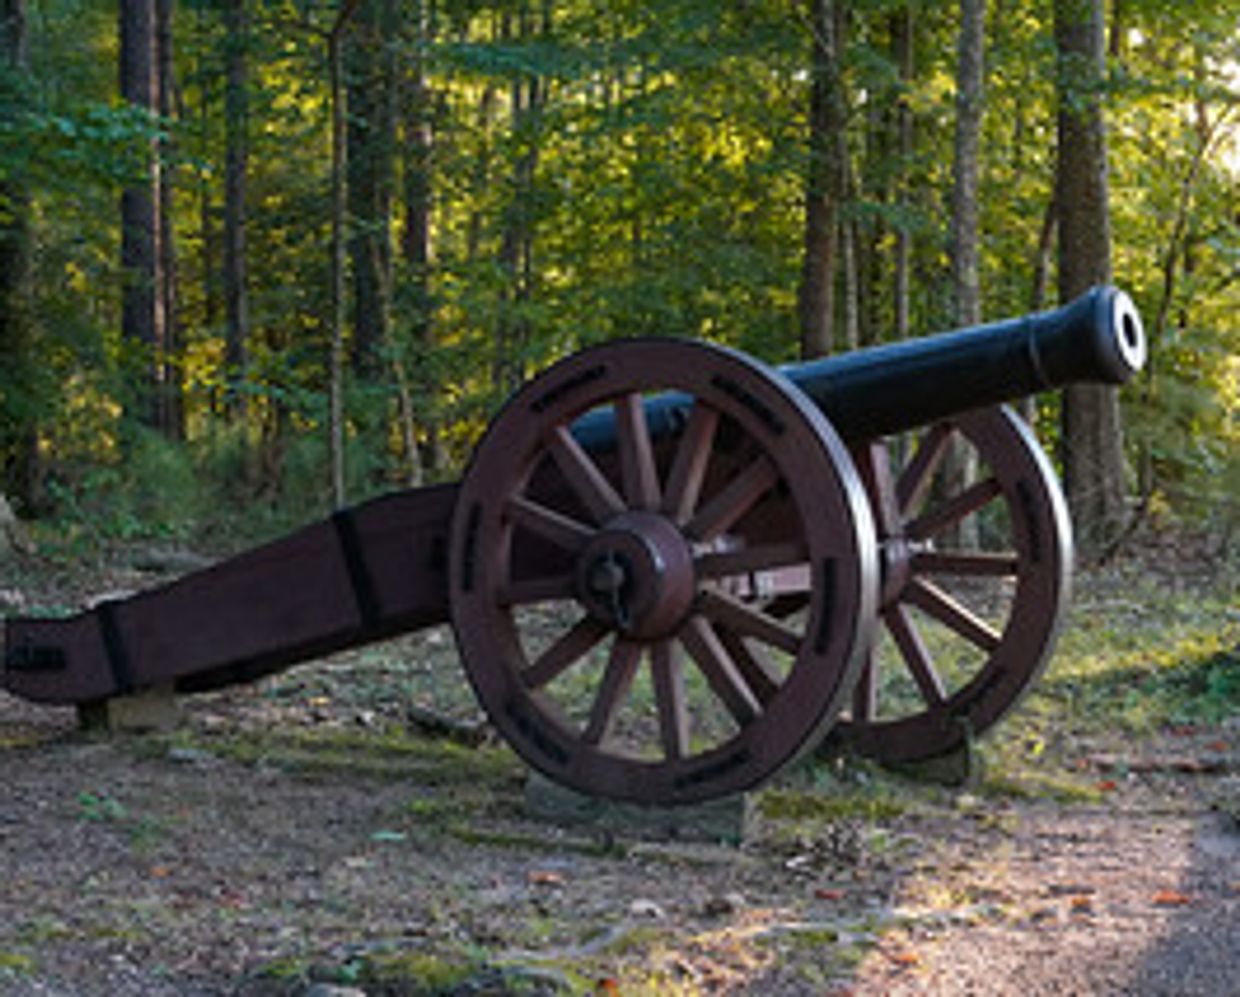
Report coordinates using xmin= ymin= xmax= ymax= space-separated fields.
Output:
xmin=797 ymin=0 xmax=848 ymax=360
xmin=950 ymin=0 xmax=984 ymax=331
xmin=193 ymin=3 xmax=219 ymax=370
xmin=891 ymin=4 xmax=913 ymax=343
xmin=119 ymin=0 xmax=167 ymax=431
xmin=493 ymin=2 xmax=548 ymax=394
xmin=400 ymin=0 xmax=437 ymax=480
xmin=223 ymin=0 xmax=250 ymax=419
xmin=944 ymin=0 xmax=986 ymax=546
xmin=1054 ymin=0 xmax=1128 ymax=556
xmin=1020 ymin=196 xmax=1057 ymax=422
xmin=0 ymin=0 xmax=38 ymax=511
xmin=328 ymin=9 xmax=352 ymax=509
xmin=346 ymin=0 xmax=397 ymax=379
xmin=156 ymin=0 xmax=181 ymax=439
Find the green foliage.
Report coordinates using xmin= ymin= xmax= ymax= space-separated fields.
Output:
xmin=1 ymin=0 xmax=1236 ymax=534
xmin=45 ymin=427 xmax=207 ymax=543
xmin=76 ymin=791 xmax=127 ymax=823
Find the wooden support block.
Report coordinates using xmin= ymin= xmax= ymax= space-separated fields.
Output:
xmin=77 ymin=683 xmax=180 ymax=733
xmin=524 ymin=771 xmax=751 ymax=844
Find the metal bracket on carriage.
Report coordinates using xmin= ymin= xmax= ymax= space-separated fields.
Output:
xmin=4 ymin=640 xmax=67 ymax=674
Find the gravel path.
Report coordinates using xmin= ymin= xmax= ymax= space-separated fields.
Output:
xmin=849 ymin=794 xmax=1240 ymax=995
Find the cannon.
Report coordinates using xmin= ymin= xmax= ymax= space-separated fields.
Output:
xmin=2 ymin=286 xmax=1146 ymax=806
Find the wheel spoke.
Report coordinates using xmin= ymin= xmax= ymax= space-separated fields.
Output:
xmin=717 ymin=628 xmax=782 ymax=707
xmin=763 ymin=592 xmax=812 ymax=619
xmin=906 ymin=476 xmax=1002 ymax=541
xmin=883 ymin=603 xmax=948 ymax=707
xmin=912 ymin=549 xmax=1020 ymax=577
xmin=679 ymin=614 xmax=762 ymax=726
xmin=522 ymin=617 xmax=610 ymax=689
xmin=696 ymin=540 xmax=809 ymax=580
xmin=546 ymin=424 xmax=625 ymax=525
xmin=685 ymin=455 xmax=779 ymax=542
xmin=651 ymin=640 xmax=690 ymax=760
xmin=615 ymin=392 xmax=661 ymax=511
xmin=504 ymin=495 xmax=594 ymax=553
xmin=661 ymin=401 xmax=719 ymax=525
xmin=698 ymin=589 xmax=801 ymax=655
xmin=852 ymin=442 xmax=903 ymax=536
xmin=904 ymin=577 xmax=1002 ymax=652
xmin=894 ymin=423 xmax=955 ymax=517
xmin=582 ymin=638 xmax=643 ymax=746
xmin=499 ymin=573 xmax=576 ymax=606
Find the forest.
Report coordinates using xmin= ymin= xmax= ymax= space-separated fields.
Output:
xmin=0 ymin=0 xmax=1237 ymax=554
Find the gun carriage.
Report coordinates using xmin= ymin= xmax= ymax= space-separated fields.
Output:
xmin=2 ymin=287 xmax=1146 ymax=807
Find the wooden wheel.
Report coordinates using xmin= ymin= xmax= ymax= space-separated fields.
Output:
xmin=449 ymin=339 xmax=877 ymax=806
xmin=831 ymin=405 xmax=1072 ymax=764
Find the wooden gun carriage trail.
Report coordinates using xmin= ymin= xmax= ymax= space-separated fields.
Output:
xmin=2 ymin=287 xmax=1147 ymax=807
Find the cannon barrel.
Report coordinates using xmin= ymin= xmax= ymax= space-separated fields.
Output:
xmin=575 ymin=285 xmax=1145 ymax=448
xmin=789 ymin=284 xmax=1145 ymax=440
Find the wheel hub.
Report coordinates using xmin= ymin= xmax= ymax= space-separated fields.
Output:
xmin=575 ymin=511 xmax=696 ymax=640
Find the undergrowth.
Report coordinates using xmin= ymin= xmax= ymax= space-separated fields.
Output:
xmin=978 ymin=572 xmax=1239 ymax=793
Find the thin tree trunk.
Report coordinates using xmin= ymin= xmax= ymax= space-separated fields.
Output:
xmin=1020 ymin=196 xmax=1057 ymax=422
xmin=0 ymin=0 xmax=37 ymax=510
xmin=494 ymin=2 xmax=548 ymax=394
xmin=346 ymin=0 xmax=397 ymax=379
xmin=194 ymin=3 xmax=219 ymax=368
xmin=223 ymin=0 xmax=250 ymax=421
xmin=156 ymin=0 xmax=181 ymax=439
xmin=1054 ymin=0 xmax=1127 ymax=557
xmin=950 ymin=0 xmax=984 ymax=330
xmin=328 ymin=2 xmax=361 ymax=509
xmin=798 ymin=0 xmax=848 ymax=360
xmin=400 ymin=0 xmax=437 ymax=480
xmin=892 ymin=5 xmax=913 ymax=343
xmin=944 ymin=0 xmax=986 ymax=545
xmin=119 ymin=0 xmax=166 ymax=431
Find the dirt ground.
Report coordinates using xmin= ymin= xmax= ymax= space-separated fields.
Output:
xmin=2 ymin=541 xmax=1239 ymax=995
xmin=3 ymin=673 xmax=1240 ymax=995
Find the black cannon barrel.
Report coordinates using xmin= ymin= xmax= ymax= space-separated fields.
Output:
xmin=787 ymin=284 xmax=1145 ymax=440
xmin=573 ymin=284 xmax=1145 ymax=448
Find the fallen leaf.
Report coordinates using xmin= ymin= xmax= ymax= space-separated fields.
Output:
xmin=815 ymin=887 xmax=846 ymax=901
xmin=370 ymin=830 xmax=407 ymax=843
xmin=1152 ymin=890 xmax=1192 ymax=907
xmin=149 ymin=865 xmax=172 ymax=879
xmin=1096 ymin=779 xmax=1118 ymax=792
xmin=528 ymin=869 xmax=565 ymax=886
xmin=1205 ymin=740 xmax=1229 ymax=752
xmin=1069 ymin=896 xmax=1094 ymax=914
xmin=889 ymin=950 xmax=920 ymax=967
xmin=595 ymin=978 xmax=620 ymax=995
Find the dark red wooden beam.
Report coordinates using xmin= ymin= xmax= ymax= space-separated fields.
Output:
xmin=2 ymin=485 xmax=457 ymax=705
